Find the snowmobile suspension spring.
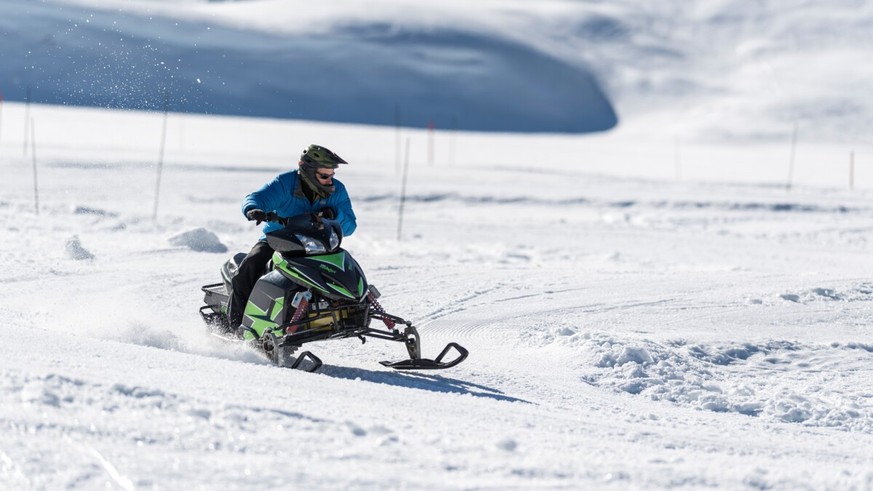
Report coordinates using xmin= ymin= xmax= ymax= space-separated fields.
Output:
xmin=290 ymin=297 xmax=310 ymax=325
xmin=368 ymin=292 xmax=396 ymax=329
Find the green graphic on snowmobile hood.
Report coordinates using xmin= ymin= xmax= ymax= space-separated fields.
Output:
xmin=273 ymin=251 xmax=367 ymax=301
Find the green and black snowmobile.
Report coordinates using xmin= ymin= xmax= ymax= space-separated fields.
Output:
xmin=200 ymin=212 xmax=468 ymax=372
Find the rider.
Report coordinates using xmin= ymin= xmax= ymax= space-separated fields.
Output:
xmin=226 ymin=144 xmax=357 ymax=335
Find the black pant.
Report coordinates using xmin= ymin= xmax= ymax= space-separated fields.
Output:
xmin=227 ymin=241 xmax=274 ymax=328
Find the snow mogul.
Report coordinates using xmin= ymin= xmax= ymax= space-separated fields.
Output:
xmin=200 ymin=144 xmax=467 ymax=371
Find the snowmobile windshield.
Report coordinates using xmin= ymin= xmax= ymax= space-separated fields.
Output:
xmin=266 ymin=215 xmax=342 ymax=255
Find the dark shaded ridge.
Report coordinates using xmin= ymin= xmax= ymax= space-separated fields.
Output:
xmin=0 ymin=2 xmax=617 ymax=133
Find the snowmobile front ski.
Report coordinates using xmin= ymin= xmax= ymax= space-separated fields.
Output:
xmin=380 ymin=342 xmax=469 ymax=370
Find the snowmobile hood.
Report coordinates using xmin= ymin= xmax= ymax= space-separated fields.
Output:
xmin=273 ymin=250 xmax=368 ymax=301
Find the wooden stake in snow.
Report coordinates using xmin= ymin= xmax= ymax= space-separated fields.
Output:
xmin=152 ymin=91 xmax=170 ymax=222
xmin=397 ymin=138 xmax=411 ymax=241
xmin=449 ymin=116 xmax=457 ymax=167
xmin=23 ymin=86 xmax=31 ymax=157
xmin=395 ymin=104 xmax=402 ymax=174
xmin=31 ymin=117 xmax=39 ymax=215
xmin=849 ymin=150 xmax=855 ymax=191
xmin=786 ymin=123 xmax=798 ymax=191
xmin=0 ymin=91 xmax=4 ymax=158
xmin=427 ymin=120 xmax=435 ymax=165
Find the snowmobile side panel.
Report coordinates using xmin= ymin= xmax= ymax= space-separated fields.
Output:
xmin=242 ymin=270 xmax=300 ymax=339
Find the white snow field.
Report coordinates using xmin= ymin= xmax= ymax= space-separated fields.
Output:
xmin=1 ymin=0 xmax=873 ymax=489
xmin=0 ymin=102 xmax=872 ymax=490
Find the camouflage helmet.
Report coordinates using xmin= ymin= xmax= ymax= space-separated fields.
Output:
xmin=300 ymin=144 xmax=348 ymax=169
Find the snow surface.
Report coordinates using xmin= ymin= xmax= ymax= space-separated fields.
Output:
xmin=1 ymin=1 xmax=873 ymax=490
xmin=2 ymin=101 xmax=873 ymax=490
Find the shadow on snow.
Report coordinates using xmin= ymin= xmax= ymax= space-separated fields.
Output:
xmin=319 ymin=364 xmax=532 ymax=405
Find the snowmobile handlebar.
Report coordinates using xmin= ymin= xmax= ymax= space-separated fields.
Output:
xmin=264 ymin=211 xmax=336 ymax=230
xmin=263 ymin=211 xmax=286 ymax=226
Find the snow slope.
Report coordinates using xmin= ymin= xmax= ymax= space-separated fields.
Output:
xmin=1 ymin=103 xmax=872 ymax=489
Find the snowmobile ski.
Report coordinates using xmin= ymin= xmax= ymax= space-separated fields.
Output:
xmin=380 ymin=342 xmax=469 ymax=370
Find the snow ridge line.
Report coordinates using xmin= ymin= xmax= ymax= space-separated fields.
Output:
xmin=357 ymin=192 xmax=870 ymax=215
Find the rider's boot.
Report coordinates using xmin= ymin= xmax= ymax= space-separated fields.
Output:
xmin=225 ymin=297 xmax=245 ymax=339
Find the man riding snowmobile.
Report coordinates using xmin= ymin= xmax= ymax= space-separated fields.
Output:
xmin=225 ymin=144 xmax=356 ymax=337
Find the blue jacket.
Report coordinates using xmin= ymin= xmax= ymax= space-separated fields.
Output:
xmin=242 ymin=170 xmax=357 ymax=240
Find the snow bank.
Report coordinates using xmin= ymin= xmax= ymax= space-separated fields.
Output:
xmin=167 ymin=228 xmax=227 ymax=253
xmin=557 ymin=330 xmax=873 ymax=433
xmin=65 ymin=235 xmax=95 ymax=260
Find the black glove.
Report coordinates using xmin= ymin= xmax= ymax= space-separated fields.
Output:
xmin=318 ymin=207 xmax=337 ymax=220
xmin=246 ymin=209 xmax=267 ymax=225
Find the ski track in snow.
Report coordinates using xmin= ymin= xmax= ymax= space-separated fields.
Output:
xmin=406 ymin=273 xmax=873 ymax=433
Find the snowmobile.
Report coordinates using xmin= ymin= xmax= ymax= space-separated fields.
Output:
xmin=199 ymin=212 xmax=468 ymax=372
